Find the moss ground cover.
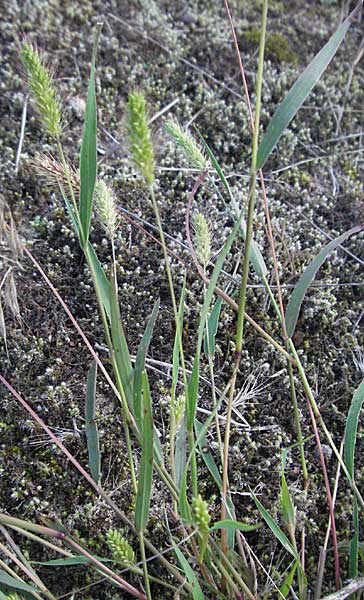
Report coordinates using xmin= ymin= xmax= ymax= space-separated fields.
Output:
xmin=0 ymin=1 xmax=364 ymax=598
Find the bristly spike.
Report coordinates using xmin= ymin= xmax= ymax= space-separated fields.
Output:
xmin=20 ymin=41 xmax=62 ymax=137
xmin=165 ymin=119 xmax=210 ymax=172
xmin=126 ymin=91 xmax=155 ymax=186
xmin=94 ymin=179 xmax=119 ymax=240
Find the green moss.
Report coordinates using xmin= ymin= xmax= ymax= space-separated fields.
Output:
xmin=242 ymin=29 xmax=298 ymax=64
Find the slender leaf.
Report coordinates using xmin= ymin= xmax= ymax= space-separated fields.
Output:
xmin=110 ymin=275 xmax=134 ymax=410
xmin=173 ymin=545 xmax=205 ymax=600
xmin=201 ymin=136 xmax=268 ymax=279
xmin=285 ymin=226 xmax=363 ymax=337
xmin=171 ymin=284 xmax=186 ymax=402
xmin=349 ymin=498 xmax=359 ymax=578
xmin=252 ymin=492 xmax=299 ymax=561
xmin=79 ymin=25 xmax=101 ymax=247
xmin=280 ymin=472 xmax=295 ymax=531
xmin=88 ymin=242 xmax=111 ymax=320
xmin=203 ymin=297 xmax=222 ymax=358
xmin=210 ymin=520 xmax=260 ymax=533
xmin=256 ymin=6 xmax=360 ymax=169
xmin=344 ymin=380 xmax=364 ymax=579
xmin=279 ymin=560 xmax=298 ymax=597
xmin=344 ymin=379 xmax=364 ymax=478
xmin=135 ymin=371 xmax=154 ymax=532
xmin=35 ymin=555 xmax=111 ymax=566
xmin=0 ymin=570 xmax=39 ymax=593
xmin=85 ymin=360 xmax=101 ymax=485
xmin=0 ymin=590 xmax=9 ymax=600
xmin=175 ymin=414 xmax=187 ymax=489
xmin=133 ymin=300 xmax=159 ymax=429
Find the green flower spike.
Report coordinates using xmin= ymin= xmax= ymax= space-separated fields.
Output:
xmin=21 ymin=41 xmax=62 ymax=137
xmin=165 ymin=119 xmax=209 ymax=172
xmin=106 ymin=529 xmax=135 ymax=565
xmin=126 ymin=90 xmax=155 ymax=186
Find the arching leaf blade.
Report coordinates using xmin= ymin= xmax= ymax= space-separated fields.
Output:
xmin=257 ymin=6 xmax=360 ymax=170
xmin=285 ymin=225 xmax=363 ymax=338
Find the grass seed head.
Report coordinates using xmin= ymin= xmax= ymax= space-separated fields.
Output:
xmin=20 ymin=41 xmax=62 ymax=137
xmin=165 ymin=119 xmax=209 ymax=172
xmin=194 ymin=213 xmax=211 ymax=268
xmin=31 ymin=153 xmax=80 ymax=196
xmin=106 ymin=529 xmax=135 ymax=565
xmin=174 ymin=393 xmax=186 ymax=429
xmin=192 ymin=494 xmax=211 ymax=532
xmin=126 ymin=90 xmax=155 ymax=186
xmin=95 ymin=179 xmax=119 ymax=240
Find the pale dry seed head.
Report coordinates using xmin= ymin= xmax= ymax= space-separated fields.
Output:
xmin=31 ymin=153 xmax=80 ymax=196
xmin=194 ymin=213 xmax=211 ymax=268
xmin=4 ymin=271 xmax=20 ymax=321
xmin=20 ymin=41 xmax=62 ymax=137
xmin=174 ymin=393 xmax=185 ymax=429
xmin=95 ymin=179 xmax=118 ymax=240
xmin=165 ymin=119 xmax=209 ymax=172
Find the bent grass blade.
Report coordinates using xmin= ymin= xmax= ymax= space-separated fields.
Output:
xmin=285 ymin=225 xmax=363 ymax=338
xmin=257 ymin=4 xmax=361 ymax=169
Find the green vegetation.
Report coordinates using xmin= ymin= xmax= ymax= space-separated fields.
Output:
xmin=0 ymin=1 xmax=364 ymax=599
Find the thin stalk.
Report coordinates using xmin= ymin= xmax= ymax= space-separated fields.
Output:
xmin=224 ymin=0 xmax=308 ymax=499
xmin=289 ymin=340 xmax=364 ymax=509
xmin=0 ymin=556 xmax=44 ymax=600
xmin=149 ymin=184 xmax=197 ymax=497
xmin=0 ymin=540 xmax=57 ymax=600
xmin=0 ymin=376 xmax=191 ymax=593
xmin=314 ymin=441 xmax=343 ymax=600
xmin=234 ymin=0 xmax=268 ymax=350
xmin=221 ymin=0 xmax=269 ymax=555
xmin=138 ymin=531 xmax=152 ymax=600
xmin=306 ymin=399 xmax=340 ymax=590
xmin=210 ymin=537 xmax=257 ymax=600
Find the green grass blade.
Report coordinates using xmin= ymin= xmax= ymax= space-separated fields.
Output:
xmin=344 ymin=379 xmax=364 ymax=478
xmin=256 ymin=6 xmax=359 ymax=170
xmin=135 ymin=371 xmax=154 ymax=533
xmin=280 ymin=471 xmax=295 ymax=533
xmin=344 ymin=380 xmax=364 ymax=579
xmin=0 ymin=570 xmax=40 ymax=593
xmin=175 ymin=415 xmax=187 ymax=489
xmin=201 ymin=137 xmax=267 ymax=279
xmin=210 ymin=520 xmax=260 ymax=533
xmin=172 ymin=284 xmax=186 ymax=402
xmin=279 ymin=560 xmax=298 ymax=597
xmin=35 ymin=556 xmax=111 ymax=566
xmin=133 ymin=300 xmax=159 ymax=429
xmin=203 ymin=297 xmax=222 ymax=358
xmin=172 ymin=544 xmax=205 ymax=600
xmin=285 ymin=225 xmax=363 ymax=338
xmin=110 ymin=275 xmax=134 ymax=410
xmin=0 ymin=590 xmax=9 ymax=600
xmin=79 ymin=25 xmax=101 ymax=247
xmin=251 ymin=492 xmax=299 ymax=561
xmin=85 ymin=360 xmax=101 ymax=486
xmin=88 ymin=242 xmax=111 ymax=320
xmin=349 ymin=498 xmax=359 ymax=578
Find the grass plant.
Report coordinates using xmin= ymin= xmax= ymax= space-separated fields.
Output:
xmin=0 ymin=1 xmax=364 ymax=599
